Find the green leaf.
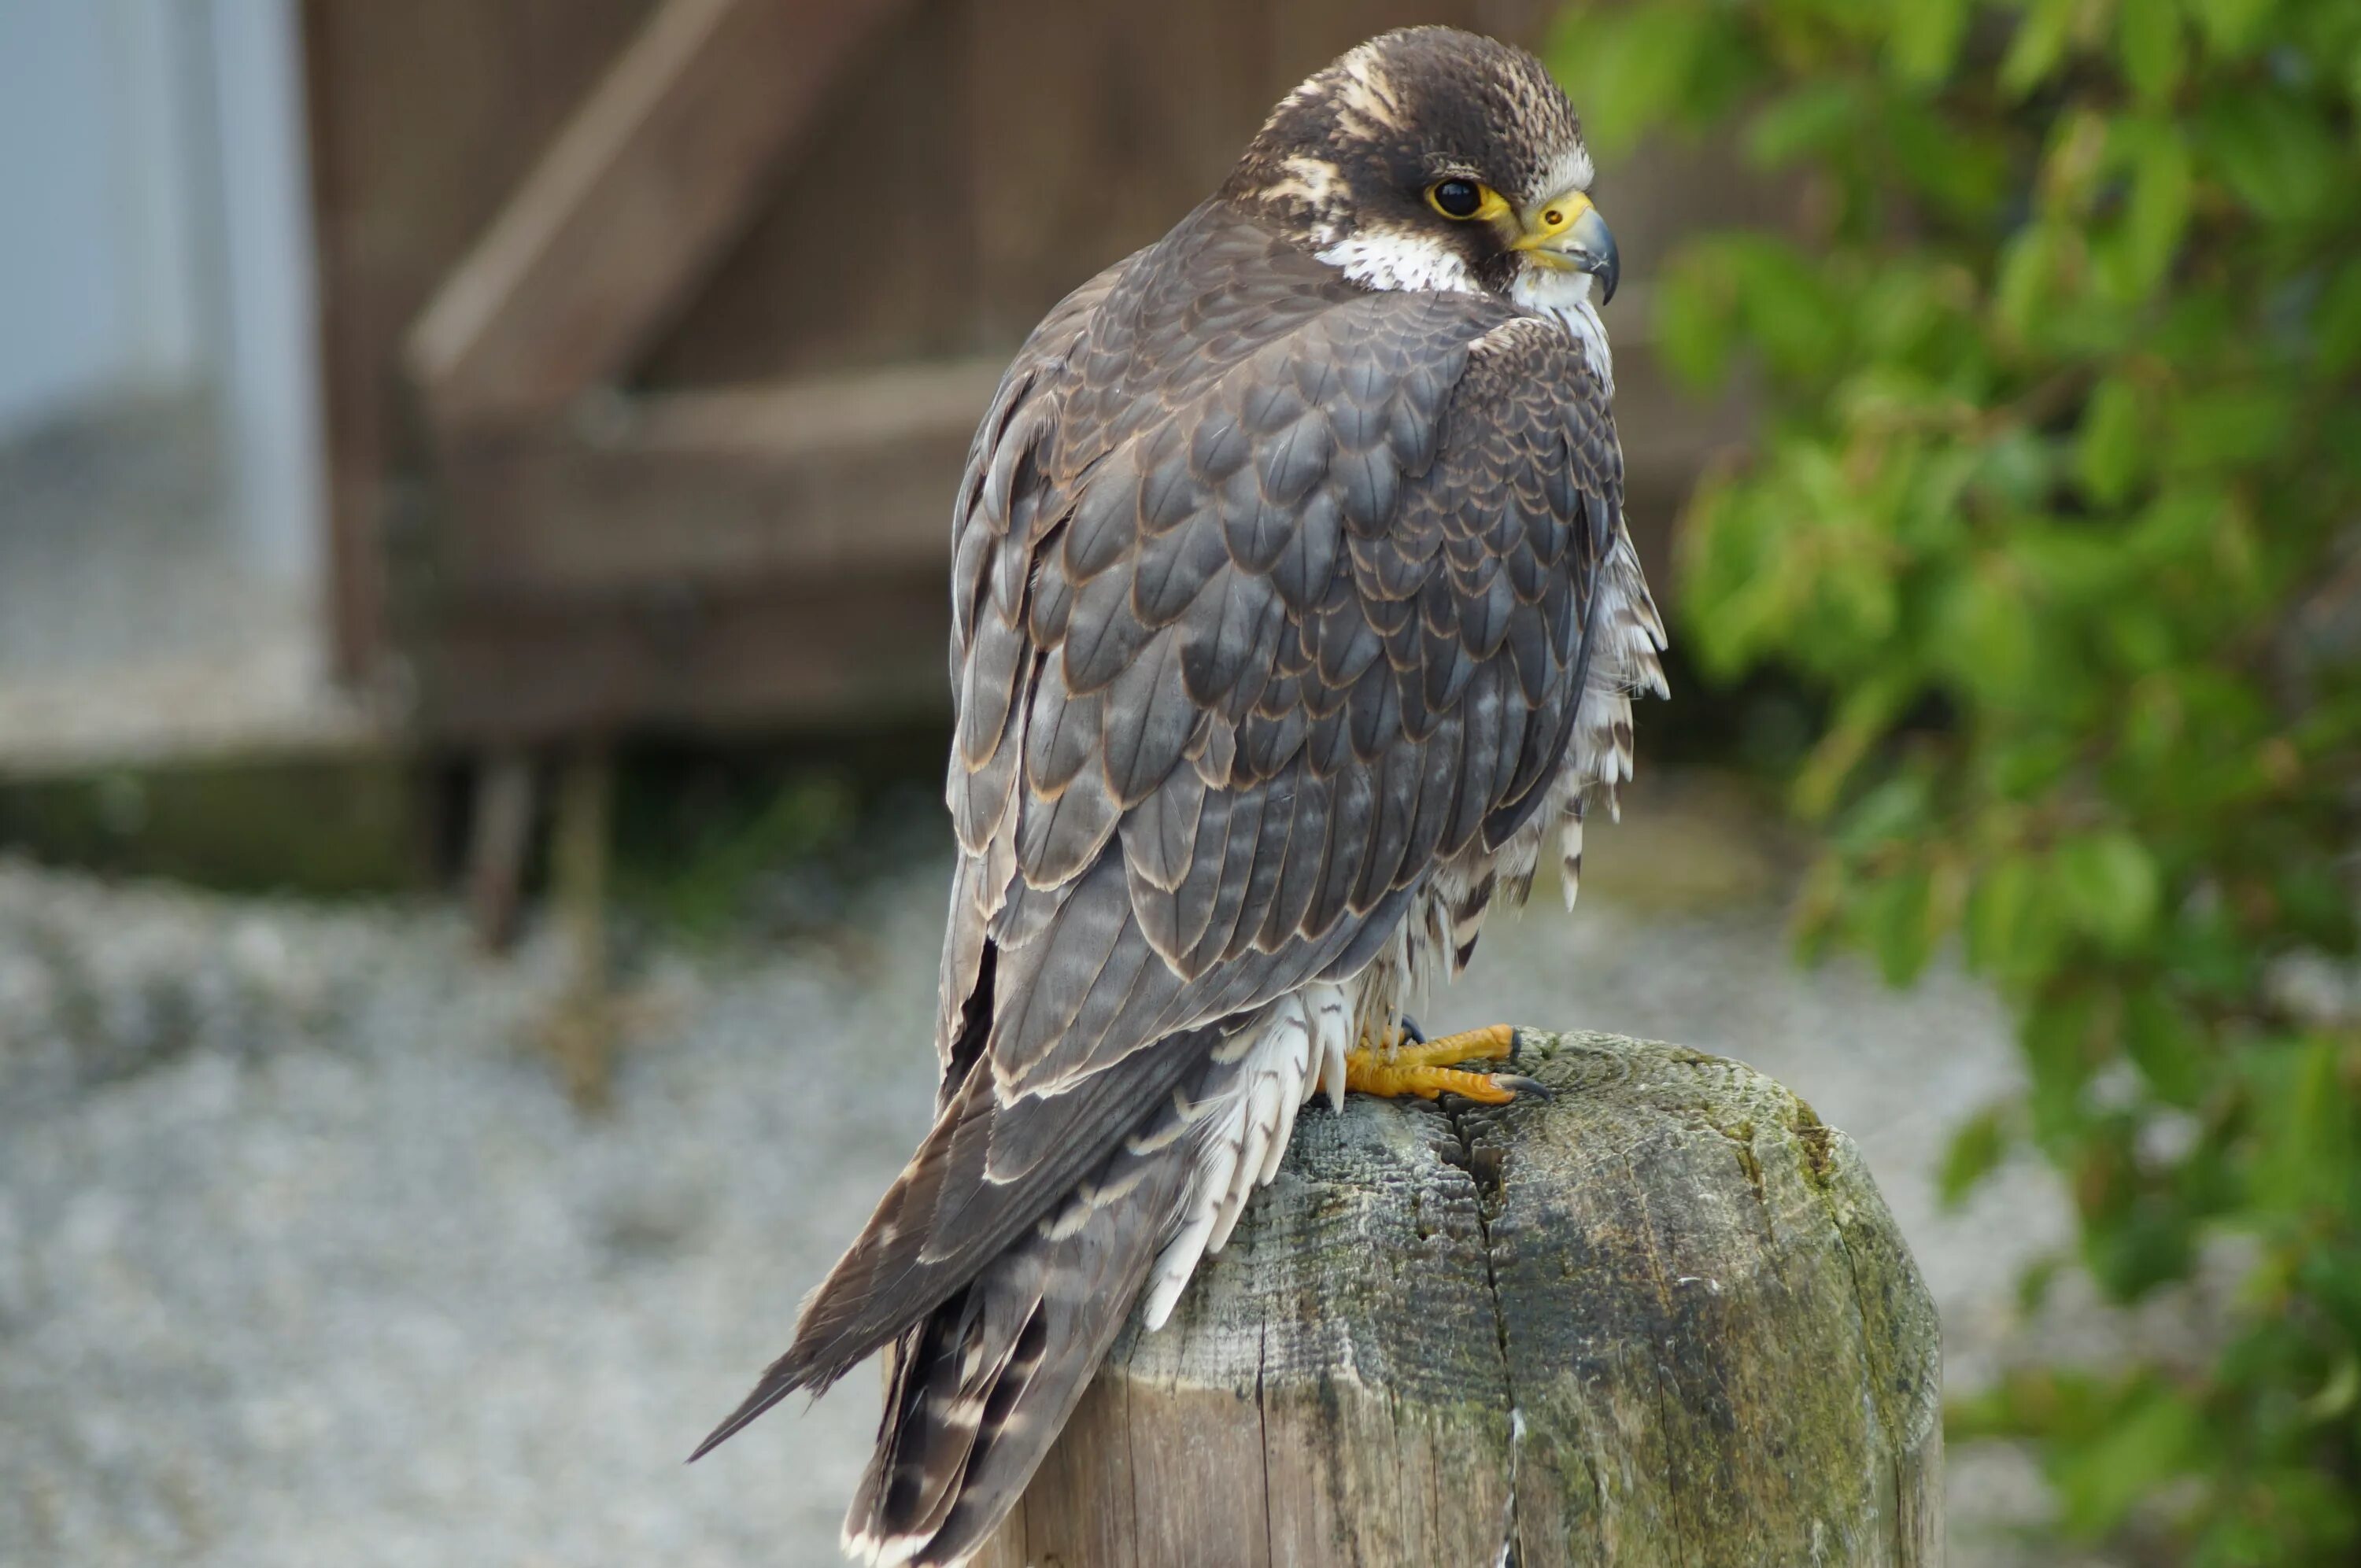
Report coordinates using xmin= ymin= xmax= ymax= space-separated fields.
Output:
xmin=2163 ymin=386 xmax=2299 ymax=473
xmin=2051 ymin=1384 xmax=2202 ymax=1536
xmin=1725 ymin=238 xmax=1847 ymax=382
xmin=2002 ymin=0 xmax=2080 ymax=98
xmin=2016 ymin=1254 xmax=2065 ymax=1315
xmin=2014 ymin=528 xmax=2127 ymax=601
xmin=2053 ymin=832 xmax=2163 ymax=950
xmin=1968 ymin=855 xmax=2034 ymax=972
xmin=2316 ymin=260 xmax=2361 ymax=376
xmin=2202 ymin=89 xmax=2341 ymax=223
xmin=1941 ymin=1105 xmax=2013 ymax=1206
xmin=1933 ymin=568 xmax=2041 ymax=706
xmin=1546 ymin=6 xmax=1706 ymax=157
xmin=2081 ymin=1195 xmax=2197 ymax=1301
xmin=1866 ymin=864 xmax=1939 ymax=987
xmin=2099 ymin=601 xmax=2176 ymax=673
xmin=1834 ymin=773 xmax=1931 ymax=852
xmin=2185 ymin=0 xmax=2276 ymax=58
xmin=2026 ymin=991 xmax=2103 ymax=1147
xmin=1890 ymin=0 xmax=1971 ymax=87
xmin=1995 ymin=225 xmax=2064 ymax=343
xmin=1969 ymin=853 xmax=2069 ymax=986
xmin=2248 ymin=1039 xmax=2360 ymax=1220
xmin=2076 ymin=375 xmax=2145 ymax=505
xmin=2123 ymin=990 xmax=2209 ymax=1105
xmin=1886 ymin=98 xmax=2012 ymax=220
xmin=2116 ymin=121 xmax=2193 ymax=298
xmin=1794 ymin=671 xmax=1912 ymax=820
xmin=2115 ymin=0 xmax=2185 ymax=106
xmin=1745 ymin=83 xmax=1860 ymax=168
xmin=1653 ymin=253 xmax=1735 ymax=391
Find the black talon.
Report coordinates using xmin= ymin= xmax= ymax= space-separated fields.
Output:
xmin=1495 ymin=1074 xmax=1552 ymax=1099
xmin=1397 ymin=1014 xmax=1428 ymax=1046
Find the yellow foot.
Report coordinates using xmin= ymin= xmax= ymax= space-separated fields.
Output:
xmin=1343 ymin=1024 xmax=1539 ymax=1105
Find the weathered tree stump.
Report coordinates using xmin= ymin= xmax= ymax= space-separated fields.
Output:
xmin=977 ymin=1031 xmax=1942 ymax=1568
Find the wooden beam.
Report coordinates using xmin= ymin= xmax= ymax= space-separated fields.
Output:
xmin=464 ymin=747 xmax=538 ymax=952
xmin=405 ymin=0 xmax=912 ymax=427
xmin=303 ymin=0 xmax=659 ymax=684
xmin=430 ymin=359 xmax=1004 ymax=599
xmin=420 ymin=350 xmax=1735 ymax=606
xmin=625 ymin=356 xmax=1010 ymax=462
xmin=419 ymin=576 xmax=951 ymax=743
xmin=404 ymin=342 xmax=1730 ymax=743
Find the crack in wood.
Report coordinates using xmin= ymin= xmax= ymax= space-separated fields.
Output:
xmin=1441 ymin=1090 xmax=1526 ymax=1568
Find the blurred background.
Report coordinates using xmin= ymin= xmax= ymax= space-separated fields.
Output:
xmin=2 ymin=0 xmax=2354 ymax=1563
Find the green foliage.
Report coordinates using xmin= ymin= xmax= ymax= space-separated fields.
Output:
xmin=1550 ymin=0 xmax=2361 ymax=1555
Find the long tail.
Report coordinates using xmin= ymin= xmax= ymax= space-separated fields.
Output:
xmin=689 ymin=1025 xmax=1216 ymax=1462
xmin=692 ymin=955 xmax=1320 ymax=1564
xmin=690 ymin=1020 xmax=1248 ymax=1565
xmin=842 ymin=1127 xmax=1195 ymax=1566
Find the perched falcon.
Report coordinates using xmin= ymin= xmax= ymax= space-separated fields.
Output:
xmin=696 ymin=28 xmax=1666 ymax=1566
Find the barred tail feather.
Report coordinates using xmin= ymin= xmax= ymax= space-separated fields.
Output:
xmin=839 ymin=988 xmax=1340 ymax=1566
xmin=689 ymin=1022 xmax=1218 ymax=1463
xmin=844 ymin=1119 xmax=1195 ymax=1567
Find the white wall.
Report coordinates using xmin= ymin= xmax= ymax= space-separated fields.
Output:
xmin=0 ymin=0 xmax=206 ymax=433
xmin=0 ymin=0 xmax=323 ymax=592
xmin=203 ymin=0 xmax=326 ymax=592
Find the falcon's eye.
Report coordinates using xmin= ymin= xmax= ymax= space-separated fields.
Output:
xmin=1428 ymin=179 xmax=1486 ymax=220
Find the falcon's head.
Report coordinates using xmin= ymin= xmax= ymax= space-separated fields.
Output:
xmin=1226 ymin=28 xmax=1619 ymax=312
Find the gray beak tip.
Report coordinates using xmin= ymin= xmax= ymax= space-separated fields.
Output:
xmin=1570 ymin=205 xmax=1620 ymax=307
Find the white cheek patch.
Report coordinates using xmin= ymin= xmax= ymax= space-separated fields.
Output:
xmin=1316 ymin=229 xmax=1479 ymax=295
xmin=1510 ymin=267 xmax=1613 ymax=392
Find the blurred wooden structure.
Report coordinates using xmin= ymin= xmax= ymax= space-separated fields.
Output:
xmin=303 ymin=0 xmax=1754 ymax=748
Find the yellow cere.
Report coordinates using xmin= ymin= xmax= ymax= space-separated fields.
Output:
xmin=1529 ymin=190 xmax=1593 ymax=238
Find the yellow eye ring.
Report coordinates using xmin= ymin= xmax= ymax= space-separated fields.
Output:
xmin=1427 ymin=179 xmax=1500 ymax=220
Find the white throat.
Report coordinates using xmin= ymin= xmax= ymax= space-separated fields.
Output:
xmin=1509 ymin=267 xmax=1614 ymax=392
xmin=1315 ymin=229 xmax=1616 ymax=393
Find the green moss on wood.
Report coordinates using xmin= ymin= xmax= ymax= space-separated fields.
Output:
xmin=0 ymin=753 xmax=427 ymax=895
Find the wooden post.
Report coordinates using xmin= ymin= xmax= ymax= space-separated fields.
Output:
xmin=539 ymin=742 xmax=616 ymax=1110
xmin=464 ymin=747 xmax=538 ymax=952
xmin=978 ymin=1031 xmax=1943 ymax=1567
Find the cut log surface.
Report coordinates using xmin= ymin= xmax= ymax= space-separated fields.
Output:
xmin=976 ymin=1031 xmax=1942 ymax=1568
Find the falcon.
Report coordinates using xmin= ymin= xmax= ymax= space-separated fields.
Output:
xmin=695 ymin=28 xmax=1666 ymax=1566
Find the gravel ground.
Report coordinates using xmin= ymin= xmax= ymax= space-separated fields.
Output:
xmin=0 ymin=780 xmax=2137 ymax=1566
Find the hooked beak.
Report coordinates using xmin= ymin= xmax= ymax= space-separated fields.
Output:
xmin=1510 ymin=190 xmax=1619 ymax=305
